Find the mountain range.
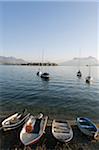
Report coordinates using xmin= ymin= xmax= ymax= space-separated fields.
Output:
xmin=0 ymin=56 xmax=27 ymax=64
xmin=59 ymin=56 xmax=99 ymax=66
xmin=0 ymin=56 xmax=99 ymax=66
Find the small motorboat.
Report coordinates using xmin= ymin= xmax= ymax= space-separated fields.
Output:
xmin=76 ymin=117 xmax=98 ymax=138
xmin=77 ymin=70 xmax=82 ymax=78
xmin=41 ymin=72 xmax=50 ymax=80
xmin=2 ymin=109 xmax=30 ymax=131
xmin=86 ymin=76 xmax=92 ymax=84
xmin=52 ymin=120 xmax=73 ymax=142
xmin=20 ymin=113 xmax=48 ymax=146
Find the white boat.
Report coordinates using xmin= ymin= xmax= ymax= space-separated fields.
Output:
xmin=52 ymin=120 xmax=73 ymax=142
xmin=20 ymin=113 xmax=48 ymax=146
xmin=76 ymin=117 xmax=98 ymax=138
xmin=2 ymin=110 xmax=30 ymax=131
xmin=37 ymin=69 xmax=42 ymax=76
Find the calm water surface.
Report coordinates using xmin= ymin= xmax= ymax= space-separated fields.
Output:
xmin=0 ymin=65 xmax=99 ymax=120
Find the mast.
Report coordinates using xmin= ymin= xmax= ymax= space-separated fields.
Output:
xmin=89 ymin=64 xmax=91 ymax=77
xmin=79 ymin=49 xmax=81 ymax=70
xmin=77 ymin=49 xmax=82 ymax=77
xmin=41 ymin=49 xmax=44 ymax=71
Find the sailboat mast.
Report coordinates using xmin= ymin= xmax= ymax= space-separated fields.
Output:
xmin=79 ymin=49 xmax=81 ymax=70
xmin=89 ymin=65 xmax=91 ymax=76
xmin=41 ymin=49 xmax=44 ymax=71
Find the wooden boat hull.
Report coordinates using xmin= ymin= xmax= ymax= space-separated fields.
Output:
xmin=76 ymin=117 xmax=98 ymax=137
xmin=2 ymin=113 xmax=30 ymax=131
xmin=52 ymin=120 xmax=73 ymax=142
xmin=20 ymin=114 xmax=48 ymax=146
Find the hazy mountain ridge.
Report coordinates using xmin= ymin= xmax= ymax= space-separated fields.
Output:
xmin=0 ymin=56 xmax=99 ymax=66
xmin=60 ymin=56 xmax=99 ymax=66
xmin=0 ymin=56 xmax=27 ymax=64
xmin=0 ymin=56 xmax=57 ymax=66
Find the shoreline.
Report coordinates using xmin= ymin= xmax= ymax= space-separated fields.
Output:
xmin=0 ymin=115 xmax=99 ymax=150
xmin=0 ymin=111 xmax=99 ymax=123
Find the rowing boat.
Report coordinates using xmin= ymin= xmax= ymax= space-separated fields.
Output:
xmin=20 ymin=113 xmax=48 ymax=145
xmin=2 ymin=109 xmax=30 ymax=131
xmin=52 ymin=120 xmax=73 ymax=142
xmin=76 ymin=117 xmax=98 ymax=138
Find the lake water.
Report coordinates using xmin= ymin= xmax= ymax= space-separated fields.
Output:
xmin=0 ymin=65 xmax=99 ymax=120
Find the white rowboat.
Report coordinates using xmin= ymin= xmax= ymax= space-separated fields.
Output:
xmin=2 ymin=110 xmax=30 ymax=131
xmin=20 ymin=113 xmax=48 ymax=146
xmin=52 ymin=120 xmax=73 ymax=142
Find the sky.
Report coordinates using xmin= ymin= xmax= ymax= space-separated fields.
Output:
xmin=0 ymin=1 xmax=98 ymax=62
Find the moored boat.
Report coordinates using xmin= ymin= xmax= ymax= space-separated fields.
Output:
xmin=76 ymin=117 xmax=98 ymax=138
xmin=20 ymin=113 xmax=48 ymax=146
xmin=86 ymin=76 xmax=93 ymax=84
xmin=77 ymin=70 xmax=82 ymax=78
xmin=2 ymin=109 xmax=30 ymax=131
xmin=52 ymin=120 xmax=73 ymax=142
xmin=85 ymin=65 xmax=92 ymax=84
xmin=37 ymin=70 xmax=42 ymax=76
xmin=41 ymin=72 xmax=50 ymax=80
xmin=77 ymin=49 xmax=82 ymax=78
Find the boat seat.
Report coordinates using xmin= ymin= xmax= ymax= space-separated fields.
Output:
xmin=54 ymin=122 xmax=68 ymax=127
xmin=55 ymin=120 xmax=68 ymax=123
xmin=54 ymin=129 xmax=69 ymax=133
xmin=54 ymin=126 xmax=69 ymax=130
xmin=81 ymin=125 xmax=94 ymax=129
xmin=54 ymin=127 xmax=70 ymax=133
xmin=10 ymin=117 xmax=18 ymax=124
xmin=5 ymin=121 xmax=10 ymax=125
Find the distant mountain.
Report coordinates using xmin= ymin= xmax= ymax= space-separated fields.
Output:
xmin=0 ymin=56 xmax=27 ymax=64
xmin=59 ymin=56 xmax=99 ymax=66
